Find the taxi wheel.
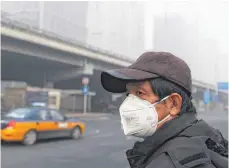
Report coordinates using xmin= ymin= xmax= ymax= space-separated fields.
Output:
xmin=71 ymin=127 xmax=81 ymax=140
xmin=22 ymin=130 xmax=37 ymax=146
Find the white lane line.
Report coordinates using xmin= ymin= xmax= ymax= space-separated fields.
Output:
xmin=84 ymin=130 xmax=99 ymax=135
xmin=125 ymin=136 xmax=143 ymax=141
xmin=81 ymin=117 xmax=110 ymax=121
xmin=99 ymin=142 xmax=112 ymax=146
xmin=84 ymin=129 xmax=101 ymax=136
xmin=91 ymin=133 xmax=114 ymax=138
xmin=99 ymin=116 xmax=109 ymax=120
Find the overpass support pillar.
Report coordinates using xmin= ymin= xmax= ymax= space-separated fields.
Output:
xmin=44 ymin=81 xmax=54 ymax=88
xmin=45 ymin=60 xmax=94 ymax=84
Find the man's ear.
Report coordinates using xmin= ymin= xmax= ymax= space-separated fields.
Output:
xmin=168 ymin=93 xmax=182 ymax=116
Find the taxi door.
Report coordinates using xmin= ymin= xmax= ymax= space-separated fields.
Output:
xmin=49 ymin=109 xmax=70 ymax=137
xmin=36 ymin=109 xmax=57 ymax=139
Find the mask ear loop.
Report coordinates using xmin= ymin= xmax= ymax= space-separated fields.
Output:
xmin=151 ymin=96 xmax=170 ymax=106
xmin=160 ymin=96 xmax=170 ymax=103
xmin=158 ymin=96 xmax=172 ymax=124
xmin=151 ymin=96 xmax=171 ymax=124
xmin=158 ymin=114 xmax=171 ymax=124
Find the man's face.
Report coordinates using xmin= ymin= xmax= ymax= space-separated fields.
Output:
xmin=126 ymin=81 xmax=182 ymax=127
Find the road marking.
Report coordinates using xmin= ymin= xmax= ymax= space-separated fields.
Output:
xmin=125 ymin=136 xmax=143 ymax=141
xmin=84 ymin=129 xmax=101 ymax=137
xmin=99 ymin=116 xmax=109 ymax=120
xmin=99 ymin=142 xmax=112 ymax=146
xmin=81 ymin=117 xmax=110 ymax=121
xmin=91 ymin=133 xmax=114 ymax=138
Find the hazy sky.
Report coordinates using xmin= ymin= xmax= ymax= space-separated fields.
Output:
xmin=1 ymin=1 xmax=228 ymax=83
xmin=145 ymin=0 xmax=229 ymax=55
xmin=144 ymin=0 xmax=228 ymax=83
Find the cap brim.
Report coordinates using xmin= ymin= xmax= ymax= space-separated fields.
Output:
xmin=101 ymin=68 xmax=159 ymax=93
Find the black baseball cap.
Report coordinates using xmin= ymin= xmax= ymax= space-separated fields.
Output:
xmin=101 ymin=52 xmax=192 ymax=96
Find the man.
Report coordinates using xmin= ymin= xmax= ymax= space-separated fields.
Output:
xmin=101 ymin=52 xmax=228 ymax=168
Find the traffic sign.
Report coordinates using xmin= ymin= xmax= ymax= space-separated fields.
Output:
xmin=217 ymin=82 xmax=228 ymax=90
xmin=82 ymin=85 xmax=89 ymax=114
xmin=82 ymin=86 xmax=89 ymax=95
xmin=203 ymin=91 xmax=210 ymax=104
xmin=82 ymin=77 xmax=89 ymax=85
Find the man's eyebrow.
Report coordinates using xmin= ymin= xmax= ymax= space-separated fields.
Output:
xmin=138 ymin=86 xmax=147 ymax=93
xmin=132 ymin=83 xmax=148 ymax=93
xmin=130 ymin=82 xmax=144 ymax=87
xmin=126 ymin=82 xmax=147 ymax=91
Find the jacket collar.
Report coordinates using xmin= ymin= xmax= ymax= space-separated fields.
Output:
xmin=126 ymin=112 xmax=198 ymax=168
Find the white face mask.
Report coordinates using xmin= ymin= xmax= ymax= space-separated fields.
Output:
xmin=119 ymin=94 xmax=170 ymax=138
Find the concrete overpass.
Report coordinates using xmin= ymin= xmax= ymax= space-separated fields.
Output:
xmin=1 ymin=18 xmax=217 ymax=89
xmin=1 ymin=15 xmax=135 ymax=87
xmin=2 ymin=15 xmax=227 ymax=112
xmin=1 ymin=15 xmax=136 ymax=112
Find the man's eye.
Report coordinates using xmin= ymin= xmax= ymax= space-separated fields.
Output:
xmin=136 ymin=91 xmax=144 ymax=96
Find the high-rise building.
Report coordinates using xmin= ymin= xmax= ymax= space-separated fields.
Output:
xmin=86 ymin=2 xmax=145 ymax=59
xmin=153 ymin=1 xmax=228 ymax=86
xmin=1 ymin=2 xmax=89 ymax=43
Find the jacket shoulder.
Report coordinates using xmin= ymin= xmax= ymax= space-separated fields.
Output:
xmin=146 ymin=137 xmax=216 ymax=168
xmin=145 ymin=153 xmax=176 ymax=168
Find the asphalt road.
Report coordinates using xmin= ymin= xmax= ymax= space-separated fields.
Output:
xmin=1 ymin=117 xmax=133 ymax=168
xmin=1 ymin=112 xmax=228 ymax=168
xmin=197 ymin=111 xmax=228 ymax=138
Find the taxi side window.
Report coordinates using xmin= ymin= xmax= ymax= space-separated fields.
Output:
xmin=39 ymin=110 xmax=49 ymax=121
xmin=49 ymin=110 xmax=64 ymax=121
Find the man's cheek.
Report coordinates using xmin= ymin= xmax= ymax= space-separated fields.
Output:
xmin=155 ymin=106 xmax=166 ymax=121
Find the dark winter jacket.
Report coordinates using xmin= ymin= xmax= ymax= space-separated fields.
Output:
xmin=126 ymin=113 xmax=228 ymax=168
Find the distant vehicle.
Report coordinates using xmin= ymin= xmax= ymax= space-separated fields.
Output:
xmin=1 ymin=107 xmax=85 ymax=145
